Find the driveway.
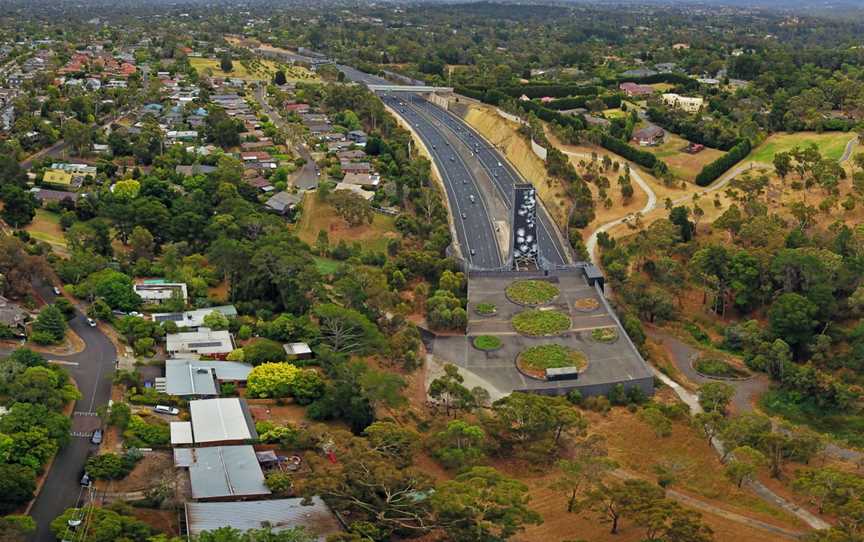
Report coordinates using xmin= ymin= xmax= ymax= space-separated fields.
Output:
xmin=18 ymin=279 xmax=117 ymax=542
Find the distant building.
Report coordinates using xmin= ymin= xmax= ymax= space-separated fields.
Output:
xmin=134 ymin=281 xmax=188 ymax=303
xmin=632 ymin=125 xmax=665 ymax=146
xmin=618 ymin=82 xmax=654 ymax=97
xmin=0 ymin=296 xmax=30 ymax=336
xmin=264 ymin=191 xmax=302 ymax=215
xmin=662 ymin=93 xmax=704 ymax=114
xmin=176 ymin=164 xmax=217 ymax=176
xmin=283 ymin=342 xmax=313 ymax=360
xmin=341 ymin=172 xmax=380 ymax=188
xmin=333 ymin=183 xmax=374 ymax=201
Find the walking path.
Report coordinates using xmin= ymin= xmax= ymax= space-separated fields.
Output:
xmin=840 ymin=136 xmax=857 ymax=163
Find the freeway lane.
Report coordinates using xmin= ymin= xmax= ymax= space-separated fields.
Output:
xmin=406 ymin=96 xmax=571 ymax=267
xmin=381 ymin=94 xmax=503 ymax=269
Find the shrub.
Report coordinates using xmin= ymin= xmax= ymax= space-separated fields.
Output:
xmin=566 ymin=390 xmax=583 ymax=405
xmin=243 ymin=338 xmax=287 ymax=365
xmin=287 ymin=369 xmax=326 ymax=405
xmin=591 ymin=327 xmax=618 ymax=343
xmin=694 ymin=356 xmax=749 ymax=379
xmin=511 ymin=310 xmax=571 ymax=336
xmin=247 ymin=362 xmax=301 ymax=398
xmin=475 ymin=303 xmax=497 ymax=315
xmin=123 ymin=415 xmax=170 ymax=447
xmin=86 ymin=451 xmax=141 ymax=480
xmin=506 ymin=280 xmax=560 ymax=305
xmin=584 ymin=396 xmax=611 ymax=413
xmin=472 ymin=335 xmax=503 ymax=351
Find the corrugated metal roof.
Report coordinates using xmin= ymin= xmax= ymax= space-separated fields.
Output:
xmin=174 ymin=448 xmax=194 ymax=467
xmin=189 ymin=398 xmax=256 ymax=443
xmin=165 ymin=360 xmax=253 ymax=397
xmin=185 ymin=497 xmax=341 ymax=539
xmin=171 ymin=422 xmax=194 ymax=445
xmin=187 ymin=445 xmax=270 ymax=500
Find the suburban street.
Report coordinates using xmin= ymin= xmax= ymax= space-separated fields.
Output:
xmin=253 ymin=84 xmax=319 ymax=190
xmin=19 ymin=280 xmax=117 ymax=542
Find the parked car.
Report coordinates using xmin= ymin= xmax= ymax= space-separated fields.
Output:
xmin=53 ymin=286 xmax=62 ymax=296
xmin=90 ymin=429 xmax=102 ymax=445
xmin=79 ymin=473 xmax=91 ymax=487
xmin=154 ymin=405 xmax=180 ymax=415
xmin=87 ymin=318 xmax=97 ymax=327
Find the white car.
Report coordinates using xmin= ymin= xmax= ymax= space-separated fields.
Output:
xmin=53 ymin=286 xmax=62 ymax=296
xmin=87 ymin=318 xmax=97 ymax=327
xmin=154 ymin=405 xmax=180 ymax=415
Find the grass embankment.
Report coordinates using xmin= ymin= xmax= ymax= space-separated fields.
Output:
xmin=461 ymin=104 xmax=571 ymax=228
xmin=26 ymin=210 xmax=67 ymax=255
xmin=294 ymin=193 xmax=398 ymax=254
xmin=749 ymin=131 xmax=853 ymax=163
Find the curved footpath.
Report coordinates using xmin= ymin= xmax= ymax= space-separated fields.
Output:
xmin=0 ymin=280 xmax=117 ymax=542
xmin=566 ymin=149 xmax=833 ymax=530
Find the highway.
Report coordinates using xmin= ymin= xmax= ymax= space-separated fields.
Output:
xmin=402 ymin=95 xmax=570 ymax=267
xmin=381 ymin=94 xmax=503 ymax=269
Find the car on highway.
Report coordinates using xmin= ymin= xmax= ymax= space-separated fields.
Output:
xmin=461 ymin=212 xmax=467 ymax=219
xmin=469 ymin=194 xmax=475 ymax=203
xmin=470 ymin=249 xmax=476 ymax=256
xmin=53 ymin=286 xmax=62 ymax=295
xmin=90 ymin=429 xmax=102 ymax=445
xmin=154 ymin=405 xmax=180 ymax=415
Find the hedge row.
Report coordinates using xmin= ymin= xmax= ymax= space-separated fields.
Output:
xmin=694 ymin=139 xmax=752 ymax=186
xmin=518 ymin=100 xmax=585 ymax=130
xmin=544 ymin=94 xmax=622 ymax=111
xmin=612 ymin=72 xmax=695 ymax=87
xmin=598 ymin=133 xmax=666 ymax=172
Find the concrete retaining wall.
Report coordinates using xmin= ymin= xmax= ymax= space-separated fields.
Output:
xmin=531 ymin=138 xmax=548 ymax=162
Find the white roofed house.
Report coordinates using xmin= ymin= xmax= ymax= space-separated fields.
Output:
xmin=184 ymin=497 xmax=343 ymax=539
xmin=165 ymin=328 xmax=234 ymax=359
xmin=134 ymin=282 xmax=188 ymax=303
xmin=172 ymin=397 xmax=257 ymax=446
xmin=174 ymin=445 xmax=270 ymax=501
xmin=152 ymin=305 xmax=238 ymax=330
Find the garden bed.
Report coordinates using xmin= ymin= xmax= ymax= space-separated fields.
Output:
xmin=511 ymin=309 xmax=571 ymax=336
xmin=472 ymin=335 xmax=503 ymax=351
xmin=573 ymin=297 xmax=600 ymax=312
xmin=692 ymin=356 xmax=750 ymax=380
xmin=505 ymin=280 xmax=560 ymax=306
xmin=474 ymin=302 xmax=498 ymax=316
xmin=516 ymin=344 xmax=587 ymax=380
xmin=590 ymin=327 xmax=618 ymax=343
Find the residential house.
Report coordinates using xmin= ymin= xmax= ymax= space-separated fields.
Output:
xmin=0 ymin=296 xmax=30 ymax=336
xmin=159 ymin=359 xmax=252 ymax=397
xmin=619 ymin=82 xmax=654 ymax=97
xmin=341 ymin=172 xmax=380 ymax=188
xmin=347 ymin=130 xmax=367 ymax=144
xmin=165 ymin=328 xmax=234 ymax=358
xmin=244 ymin=177 xmax=274 ymax=192
xmin=42 ymin=169 xmax=82 ymax=189
xmin=184 ymin=497 xmax=342 ymax=539
xmin=264 ymin=191 xmax=302 ymax=215
xmin=662 ymin=93 xmax=704 ymax=113
xmin=283 ymin=342 xmax=313 ymax=360
xmin=152 ymin=305 xmax=238 ymax=330
xmin=334 ymin=183 xmax=374 ymax=201
xmin=29 ymin=187 xmax=80 ymax=204
xmin=340 ymin=161 xmax=372 ymax=174
xmin=172 ymin=398 xmax=257 ymax=446
xmin=174 ymin=445 xmax=270 ymax=501
xmin=632 ymin=125 xmax=665 ymax=146
xmin=134 ymin=281 xmax=188 ymax=303
xmin=176 ymin=164 xmax=217 ymax=176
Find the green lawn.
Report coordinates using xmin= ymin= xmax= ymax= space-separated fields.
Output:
xmin=25 ymin=209 xmax=67 ymax=252
xmin=313 ymin=257 xmax=341 ymax=275
xmin=749 ymin=131 xmax=854 ymax=163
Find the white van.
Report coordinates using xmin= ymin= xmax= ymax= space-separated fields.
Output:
xmin=154 ymin=405 xmax=180 ymax=415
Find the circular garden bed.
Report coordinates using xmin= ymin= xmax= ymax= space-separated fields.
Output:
xmin=474 ymin=302 xmax=497 ymax=316
xmin=591 ymin=327 xmax=618 ymax=343
xmin=473 ymin=335 xmax=503 ymax=351
xmin=505 ymin=280 xmax=560 ymax=306
xmin=693 ymin=356 xmax=750 ymax=380
xmin=574 ymin=297 xmax=600 ymax=312
xmin=517 ymin=344 xmax=587 ymax=380
xmin=511 ymin=309 xmax=571 ymax=336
